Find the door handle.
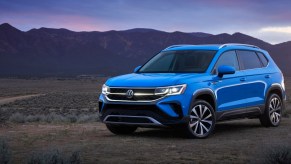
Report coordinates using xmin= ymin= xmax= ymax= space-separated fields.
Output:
xmin=240 ymin=78 xmax=246 ymax=82
xmin=210 ymin=80 xmax=220 ymax=85
xmin=265 ymin=75 xmax=270 ymax=78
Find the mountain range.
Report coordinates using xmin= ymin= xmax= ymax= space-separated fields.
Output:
xmin=0 ymin=23 xmax=290 ymax=76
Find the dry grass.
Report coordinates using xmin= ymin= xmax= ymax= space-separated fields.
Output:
xmin=26 ymin=149 xmax=81 ymax=164
xmin=8 ymin=113 xmax=99 ymax=124
xmin=264 ymin=146 xmax=291 ymax=164
xmin=0 ymin=119 xmax=290 ymax=163
xmin=0 ymin=78 xmax=104 ymax=122
xmin=1 ymin=137 xmax=81 ymax=164
xmin=0 ymin=78 xmax=106 ymax=97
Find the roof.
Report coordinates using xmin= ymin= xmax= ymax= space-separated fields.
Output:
xmin=163 ymin=43 xmax=260 ymax=51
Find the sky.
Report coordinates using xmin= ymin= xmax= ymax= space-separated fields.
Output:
xmin=0 ymin=0 xmax=291 ymax=44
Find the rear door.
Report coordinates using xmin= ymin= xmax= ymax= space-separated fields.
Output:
xmin=236 ymin=50 xmax=267 ymax=108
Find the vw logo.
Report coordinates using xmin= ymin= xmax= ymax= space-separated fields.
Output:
xmin=126 ymin=90 xmax=134 ymax=99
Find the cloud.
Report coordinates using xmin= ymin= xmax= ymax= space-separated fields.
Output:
xmin=251 ymin=27 xmax=291 ymax=44
xmin=260 ymin=26 xmax=291 ymax=34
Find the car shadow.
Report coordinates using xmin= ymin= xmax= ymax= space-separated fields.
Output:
xmin=214 ymin=120 xmax=262 ymax=135
xmin=132 ymin=128 xmax=184 ymax=138
xmin=128 ymin=119 xmax=263 ymax=139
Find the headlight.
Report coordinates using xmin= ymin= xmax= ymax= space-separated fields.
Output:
xmin=155 ymin=84 xmax=186 ymax=96
xmin=102 ymin=84 xmax=110 ymax=94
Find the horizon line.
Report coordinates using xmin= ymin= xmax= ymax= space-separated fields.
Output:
xmin=2 ymin=22 xmax=291 ymax=45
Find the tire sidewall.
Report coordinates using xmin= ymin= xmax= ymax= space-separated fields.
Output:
xmin=186 ymin=100 xmax=216 ymax=138
xmin=266 ymin=94 xmax=282 ymax=127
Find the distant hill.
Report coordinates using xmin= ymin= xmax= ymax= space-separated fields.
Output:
xmin=0 ymin=23 xmax=290 ymax=76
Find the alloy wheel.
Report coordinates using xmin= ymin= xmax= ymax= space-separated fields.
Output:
xmin=189 ymin=104 xmax=214 ymax=137
xmin=269 ymin=97 xmax=281 ymax=125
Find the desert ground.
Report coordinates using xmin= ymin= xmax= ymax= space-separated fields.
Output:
xmin=0 ymin=77 xmax=291 ymax=163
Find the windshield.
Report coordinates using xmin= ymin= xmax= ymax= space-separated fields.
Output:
xmin=138 ymin=50 xmax=216 ymax=73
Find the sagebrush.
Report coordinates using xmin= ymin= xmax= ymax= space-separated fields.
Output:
xmin=8 ymin=113 xmax=99 ymax=123
xmin=26 ymin=149 xmax=81 ymax=164
xmin=265 ymin=146 xmax=291 ymax=164
xmin=0 ymin=138 xmax=11 ymax=164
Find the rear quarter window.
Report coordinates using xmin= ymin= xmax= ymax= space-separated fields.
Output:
xmin=237 ymin=50 xmax=262 ymax=70
xmin=257 ymin=52 xmax=269 ymax=67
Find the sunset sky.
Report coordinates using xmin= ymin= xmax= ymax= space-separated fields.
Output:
xmin=1 ymin=0 xmax=291 ymax=44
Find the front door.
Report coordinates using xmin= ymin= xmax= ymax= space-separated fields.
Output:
xmin=211 ymin=50 xmax=247 ymax=111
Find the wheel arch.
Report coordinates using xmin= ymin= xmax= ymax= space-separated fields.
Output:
xmin=260 ymin=83 xmax=284 ymax=127
xmin=266 ymin=84 xmax=284 ymax=103
xmin=191 ymin=88 xmax=217 ymax=111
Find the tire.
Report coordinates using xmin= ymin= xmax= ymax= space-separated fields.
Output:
xmin=106 ymin=124 xmax=137 ymax=135
xmin=184 ymin=100 xmax=216 ymax=139
xmin=260 ymin=94 xmax=282 ymax=127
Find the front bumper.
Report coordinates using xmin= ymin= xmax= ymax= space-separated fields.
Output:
xmin=98 ymin=94 xmax=191 ymax=127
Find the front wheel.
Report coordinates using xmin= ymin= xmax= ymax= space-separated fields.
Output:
xmin=260 ymin=94 xmax=282 ymax=127
xmin=106 ymin=124 xmax=137 ymax=135
xmin=184 ymin=100 xmax=216 ymax=139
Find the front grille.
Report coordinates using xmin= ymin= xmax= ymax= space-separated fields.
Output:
xmin=107 ymin=94 xmax=163 ymax=101
xmin=110 ymin=88 xmax=154 ymax=94
xmin=106 ymin=88 xmax=165 ymax=101
xmin=105 ymin=104 xmax=160 ymax=111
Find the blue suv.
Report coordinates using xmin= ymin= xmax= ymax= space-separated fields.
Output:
xmin=99 ymin=44 xmax=286 ymax=138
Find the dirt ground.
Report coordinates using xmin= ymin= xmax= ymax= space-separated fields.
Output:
xmin=0 ymin=77 xmax=291 ymax=163
xmin=0 ymin=118 xmax=291 ymax=163
xmin=0 ymin=78 xmax=105 ymax=119
xmin=0 ymin=94 xmax=44 ymax=105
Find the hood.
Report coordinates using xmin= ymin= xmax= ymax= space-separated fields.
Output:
xmin=106 ymin=73 xmax=206 ymax=87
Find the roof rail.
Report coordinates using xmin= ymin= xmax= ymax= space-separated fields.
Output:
xmin=219 ymin=43 xmax=260 ymax=49
xmin=164 ymin=44 xmax=194 ymax=50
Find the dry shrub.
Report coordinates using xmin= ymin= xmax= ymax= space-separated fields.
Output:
xmin=8 ymin=113 xmax=98 ymax=123
xmin=8 ymin=112 xmax=25 ymax=123
xmin=25 ymin=115 xmax=46 ymax=122
xmin=265 ymin=146 xmax=291 ymax=164
xmin=77 ymin=114 xmax=98 ymax=123
xmin=66 ymin=114 xmax=78 ymax=123
xmin=44 ymin=113 xmax=69 ymax=123
xmin=0 ymin=138 xmax=11 ymax=164
xmin=26 ymin=149 xmax=81 ymax=164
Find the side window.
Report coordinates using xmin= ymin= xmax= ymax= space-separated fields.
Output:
xmin=214 ymin=51 xmax=239 ymax=72
xmin=237 ymin=50 xmax=262 ymax=70
xmin=257 ymin=52 xmax=268 ymax=67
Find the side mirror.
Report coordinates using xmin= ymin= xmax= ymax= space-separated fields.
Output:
xmin=217 ymin=65 xmax=235 ymax=78
xmin=133 ymin=66 xmax=141 ymax=73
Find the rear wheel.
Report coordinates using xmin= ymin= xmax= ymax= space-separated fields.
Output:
xmin=106 ymin=124 xmax=137 ymax=135
xmin=184 ymin=100 xmax=216 ymax=139
xmin=260 ymin=94 xmax=282 ymax=127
